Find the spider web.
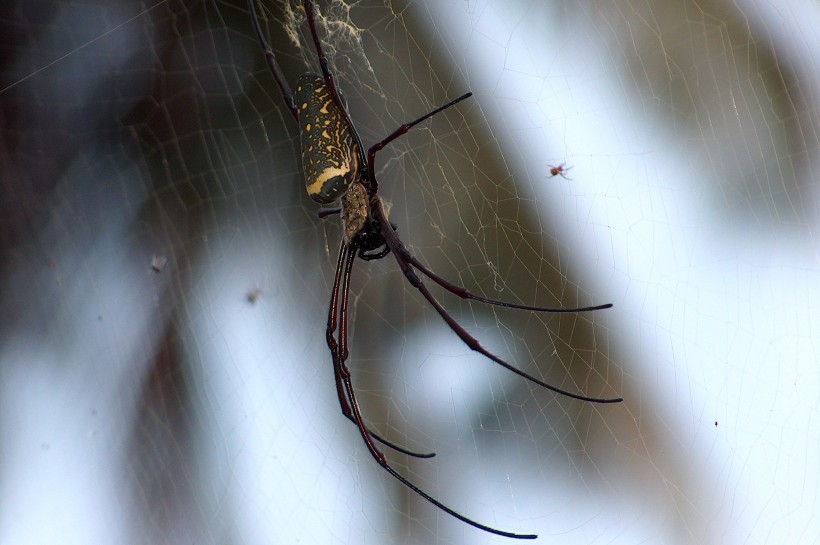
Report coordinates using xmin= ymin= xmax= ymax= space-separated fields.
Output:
xmin=1 ymin=0 xmax=818 ymax=544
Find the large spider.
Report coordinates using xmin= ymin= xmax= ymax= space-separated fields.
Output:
xmin=248 ymin=0 xmax=622 ymax=538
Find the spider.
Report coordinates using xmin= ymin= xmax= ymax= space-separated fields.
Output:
xmin=548 ymin=163 xmax=573 ymax=180
xmin=248 ymin=0 xmax=622 ymax=538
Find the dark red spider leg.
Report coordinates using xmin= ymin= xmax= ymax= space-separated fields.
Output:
xmin=371 ymin=199 xmax=623 ymax=404
xmin=335 ymin=336 xmax=537 ymax=539
xmin=327 ymin=242 xmax=435 ymax=458
xmin=317 ymin=207 xmax=341 ymax=218
xmin=366 ymin=92 xmax=473 ymax=177
xmin=399 ymin=249 xmax=613 ymax=313
xmin=247 ymin=0 xmax=298 ymax=120
xmin=362 ymin=91 xmax=605 ymax=311
xmin=302 ymin=0 xmax=340 ymax=100
xmin=301 ymin=0 xmax=370 ymax=181
xmin=326 ymin=242 xmax=354 ymax=417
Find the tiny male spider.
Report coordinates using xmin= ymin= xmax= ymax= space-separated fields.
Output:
xmin=249 ymin=0 xmax=622 ymax=539
xmin=548 ymin=163 xmax=573 ymax=180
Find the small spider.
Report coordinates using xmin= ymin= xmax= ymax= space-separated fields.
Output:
xmin=249 ymin=0 xmax=621 ymax=538
xmin=548 ymin=163 xmax=573 ymax=180
xmin=246 ymin=288 xmax=263 ymax=304
xmin=150 ymin=254 xmax=168 ymax=273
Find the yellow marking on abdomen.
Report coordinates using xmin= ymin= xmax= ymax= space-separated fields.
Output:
xmin=306 ymin=165 xmax=351 ymax=196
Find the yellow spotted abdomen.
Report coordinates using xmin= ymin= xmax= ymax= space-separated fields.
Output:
xmin=294 ymin=73 xmax=359 ymax=204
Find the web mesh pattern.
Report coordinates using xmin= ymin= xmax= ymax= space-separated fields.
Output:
xmin=1 ymin=1 xmax=817 ymax=544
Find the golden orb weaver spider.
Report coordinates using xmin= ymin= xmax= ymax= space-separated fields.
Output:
xmin=248 ymin=0 xmax=622 ymax=538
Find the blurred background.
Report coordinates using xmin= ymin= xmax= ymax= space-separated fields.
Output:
xmin=1 ymin=0 xmax=817 ymax=544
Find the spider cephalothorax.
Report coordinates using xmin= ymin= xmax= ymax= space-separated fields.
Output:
xmin=249 ymin=0 xmax=621 ymax=538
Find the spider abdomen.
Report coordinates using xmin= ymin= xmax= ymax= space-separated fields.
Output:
xmin=295 ymin=73 xmax=359 ymax=204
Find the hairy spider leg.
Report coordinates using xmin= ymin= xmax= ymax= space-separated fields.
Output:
xmin=405 ymin=253 xmax=613 ymax=314
xmin=330 ymin=242 xmax=537 ymax=540
xmin=317 ymin=89 xmax=474 ymax=218
xmin=327 ymin=242 xmax=434 ymax=458
xmin=248 ymin=0 xmax=298 ymax=120
xmin=372 ymin=199 xmax=623 ymax=404
xmin=340 ymin=359 xmax=537 ymax=539
xmin=366 ymin=91 xmax=473 ymax=176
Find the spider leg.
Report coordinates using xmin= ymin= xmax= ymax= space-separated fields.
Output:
xmin=327 ymin=242 xmax=435 ymax=459
xmin=333 ymin=302 xmax=537 ymax=539
xmin=359 ymin=245 xmax=391 ymax=261
xmin=301 ymin=0 xmax=370 ymax=177
xmin=371 ymin=198 xmax=623 ymax=404
xmin=302 ymin=0 xmax=339 ymax=98
xmin=401 ymin=248 xmax=612 ymax=313
xmin=317 ymin=207 xmax=341 ymax=218
xmin=367 ymin=92 xmax=473 ymax=176
xmin=247 ymin=0 xmax=298 ymax=120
